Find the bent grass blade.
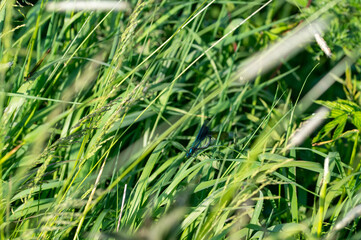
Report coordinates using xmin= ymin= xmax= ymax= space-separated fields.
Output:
xmin=25 ymin=48 xmax=51 ymax=80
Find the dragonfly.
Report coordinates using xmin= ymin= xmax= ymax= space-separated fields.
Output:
xmin=25 ymin=48 xmax=51 ymax=80
xmin=186 ymin=122 xmax=212 ymax=158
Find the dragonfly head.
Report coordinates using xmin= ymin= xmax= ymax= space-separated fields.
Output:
xmin=186 ymin=147 xmax=195 ymax=158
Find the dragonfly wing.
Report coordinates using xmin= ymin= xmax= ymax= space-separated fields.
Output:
xmin=198 ymin=124 xmax=210 ymax=140
xmin=186 ymin=122 xmax=211 ymax=157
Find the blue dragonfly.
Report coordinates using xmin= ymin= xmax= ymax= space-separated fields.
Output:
xmin=186 ymin=122 xmax=212 ymax=158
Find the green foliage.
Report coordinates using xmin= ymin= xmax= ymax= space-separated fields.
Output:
xmin=313 ymin=99 xmax=360 ymax=142
xmin=313 ymin=66 xmax=361 ymax=144
xmin=0 ymin=0 xmax=361 ymax=239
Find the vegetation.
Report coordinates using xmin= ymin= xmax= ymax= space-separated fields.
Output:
xmin=1 ymin=0 xmax=361 ymax=239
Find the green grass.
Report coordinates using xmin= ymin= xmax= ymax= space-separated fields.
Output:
xmin=1 ymin=0 xmax=361 ymax=239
